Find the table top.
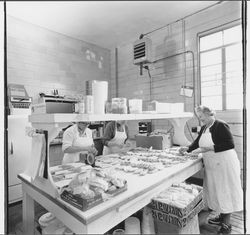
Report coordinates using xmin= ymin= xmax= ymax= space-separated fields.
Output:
xmin=19 ymin=157 xmax=203 ymax=225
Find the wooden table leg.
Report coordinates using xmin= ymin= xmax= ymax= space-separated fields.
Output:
xmin=22 ymin=189 xmax=35 ymax=235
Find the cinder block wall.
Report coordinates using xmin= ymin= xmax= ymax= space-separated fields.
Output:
xmin=110 ymin=1 xmax=243 ymax=167
xmin=7 ymin=16 xmax=111 ymax=99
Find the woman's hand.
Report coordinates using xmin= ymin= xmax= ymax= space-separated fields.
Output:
xmin=88 ymin=146 xmax=98 ymax=155
xmin=179 ymin=146 xmax=188 ymax=155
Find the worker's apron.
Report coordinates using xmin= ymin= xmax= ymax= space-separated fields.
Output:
xmin=199 ymin=129 xmax=243 ymax=213
xmin=103 ymin=127 xmax=127 ymax=155
xmin=62 ymin=133 xmax=93 ymax=164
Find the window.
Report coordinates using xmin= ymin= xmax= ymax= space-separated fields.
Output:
xmin=199 ymin=24 xmax=242 ymax=110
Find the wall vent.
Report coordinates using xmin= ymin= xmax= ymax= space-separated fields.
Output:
xmin=133 ymin=37 xmax=152 ymax=65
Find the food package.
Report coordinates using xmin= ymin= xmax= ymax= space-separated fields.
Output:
xmin=60 ymin=169 xmax=127 ymax=211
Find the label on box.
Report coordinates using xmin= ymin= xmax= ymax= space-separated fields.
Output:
xmin=152 ymin=199 xmax=204 ymax=227
xmin=150 ymin=200 xmax=185 ymax=217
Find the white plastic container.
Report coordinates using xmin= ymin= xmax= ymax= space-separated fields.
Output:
xmin=84 ymin=95 xmax=94 ymax=114
xmin=92 ymin=81 xmax=108 ymax=114
xmin=125 ymin=217 xmax=141 ymax=234
xmin=39 ymin=212 xmax=73 ymax=235
xmin=128 ymin=99 xmax=142 ymax=114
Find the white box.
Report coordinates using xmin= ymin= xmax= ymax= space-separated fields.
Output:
xmin=170 ymin=103 xmax=184 ymax=113
xmin=129 ymin=99 xmax=142 ymax=114
xmin=147 ymin=101 xmax=171 ymax=113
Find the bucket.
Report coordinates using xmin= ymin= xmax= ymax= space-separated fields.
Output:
xmin=113 ymin=228 xmax=125 ymax=235
xmin=125 ymin=217 xmax=141 ymax=234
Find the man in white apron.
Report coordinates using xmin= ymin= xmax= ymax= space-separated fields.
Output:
xmin=62 ymin=122 xmax=98 ymax=164
xmin=179 ymin=105 xmax=243 ymax=234
xmin=102 ymin=120 xmax=129 ymax=155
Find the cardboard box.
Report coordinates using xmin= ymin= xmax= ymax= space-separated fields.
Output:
xmin=146 ymin=101 xmax=171 ymax=113
xmin=60 ymin=182 xmax=127 ymax=211
xmin=135 ymin=134 xmax=172 ymax=150
xmin=151 ymin=199 xmax=204 ymax=228
xmin=150 ymin=185 xmax=203 ymax=218
xmin=60 ymin=190 xmax=103 ymax=211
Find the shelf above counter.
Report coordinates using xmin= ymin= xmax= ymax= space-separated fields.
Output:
xmin=28 ymin=112 xmax=193 ymax=124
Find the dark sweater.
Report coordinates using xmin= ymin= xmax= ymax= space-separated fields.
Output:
xmin=102 ymin=121 xmax=129 ymax=146
xmin=188 ymin=119 xmax=235 ymax=153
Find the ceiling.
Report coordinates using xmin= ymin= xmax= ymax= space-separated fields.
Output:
xmin=6 ymin=1 xmax=220 ymax=49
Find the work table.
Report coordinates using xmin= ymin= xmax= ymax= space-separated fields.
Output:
xmin=19 ymin=157 xmax=202 ymax=234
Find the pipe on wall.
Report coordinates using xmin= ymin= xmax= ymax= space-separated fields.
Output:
xmin=115 ymin=47 xmax=119 ymax=97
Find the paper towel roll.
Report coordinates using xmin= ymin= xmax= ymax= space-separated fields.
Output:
xmin=92 ymin=81 xmax=108 ymax=114
xmin=125 ymin=217 xmax=141 ymax=234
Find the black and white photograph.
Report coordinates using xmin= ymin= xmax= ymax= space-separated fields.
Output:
xmin=0 ymin=1 xmax=248 ymax=234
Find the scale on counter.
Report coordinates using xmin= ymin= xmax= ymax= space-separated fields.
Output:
xmin=8 ymin=84 xmax=32 ymax=115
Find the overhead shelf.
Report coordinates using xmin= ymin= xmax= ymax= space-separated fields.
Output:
xmin=29 ymin=112 xmax=193 ymax=123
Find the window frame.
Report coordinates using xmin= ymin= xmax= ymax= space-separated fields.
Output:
xmin=197 ymin=20 xmax=242 ymax=111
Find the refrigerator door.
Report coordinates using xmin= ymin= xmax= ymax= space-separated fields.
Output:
xmin=8 ymin=115 xmax=32 ymax=203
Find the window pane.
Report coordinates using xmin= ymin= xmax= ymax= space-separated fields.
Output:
xmin=201 ymin=96 xmax=222 ymax=110
xmin=225 ymin=70 xmax=243 ymax=79
xmin=226 ymin=94 xmax=243 ymax=109
xmin=224 ymin=25 xmax=242 ymax=45
xmin=200 ymin=64 xmax=222 ymax=79
xmin=226 ymin=44 xmax=242 ymax=62
xmin=201 ymin=86 xmax=222 ymax=96
xmin=200 ymin=49 xmax=221 ymax=67
xmin=200 ymin=31 xmax=223 ymax=51
xmin=226 ymin=77 xmax=243 ymax=94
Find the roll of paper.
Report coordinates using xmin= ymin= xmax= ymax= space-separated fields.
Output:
xmin=92 ymin=81 xmax=108 ymax=114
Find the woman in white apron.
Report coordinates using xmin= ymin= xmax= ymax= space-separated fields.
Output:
xmin=103 ymin=120 xmax=129 ymax=155
xmin=179 ymin=105 xmax=243 ymax=234
xmin=62 ymin=122 xmax=98 ymax=164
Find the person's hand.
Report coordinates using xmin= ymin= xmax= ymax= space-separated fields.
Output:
xmin=124 ymin=141 xmax=131 ymax=148
xmin=88 ymin=146 xmax=98 ymax=155
xmin=179 ymin=146 xmax=188 ymax=155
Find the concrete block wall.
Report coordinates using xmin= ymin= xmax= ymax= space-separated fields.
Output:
xmin=110 ymin=1 xmax=243 ymax=167
xmin=7 ymin=16 xmax=111 ymax=100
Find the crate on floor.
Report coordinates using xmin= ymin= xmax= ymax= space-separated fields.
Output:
xmin=154 ymin=214 xmax=200 ymax=234
xmin=150 ymin=183 xmax=204 ymax=234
